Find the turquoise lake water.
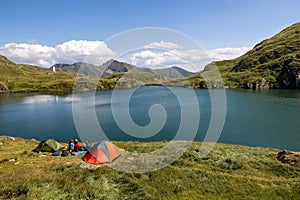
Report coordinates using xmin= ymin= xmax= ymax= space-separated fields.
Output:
xmin=0 ymin=87 xmax=299 ymax=151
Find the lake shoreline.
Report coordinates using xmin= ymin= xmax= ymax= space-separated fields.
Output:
xmin=0 ymin=135 xmax=286 ymax=152
xmin=1 ymin=85 xmax=299 ymax=96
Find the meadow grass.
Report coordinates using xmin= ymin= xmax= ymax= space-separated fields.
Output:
xmin=0 ymin=136 xmax=299 ymax=199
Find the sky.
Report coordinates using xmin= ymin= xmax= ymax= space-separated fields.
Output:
xmin=0 ymin=0 xmax=300 ymax=71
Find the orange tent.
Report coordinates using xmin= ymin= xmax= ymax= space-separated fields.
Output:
xmin=83 ymin=141 xmax=121 ymax=164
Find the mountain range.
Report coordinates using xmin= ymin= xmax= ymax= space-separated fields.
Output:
xmin=1 ymin=22 xmax=300 ymax=93
xmin=51 ymin=59 xmax=196 ymax=78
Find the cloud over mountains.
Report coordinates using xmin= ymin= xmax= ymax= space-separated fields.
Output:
xmin=0 ymin=40 xmax=115 ymax=68
xmin=0 ymin=40 xmax=251 ymax=71
xmin=129 ymin=41 xmax=251 ymax=71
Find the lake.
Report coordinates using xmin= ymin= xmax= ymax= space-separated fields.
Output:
xmin=0 ymin=87 xmax=299 ymax=151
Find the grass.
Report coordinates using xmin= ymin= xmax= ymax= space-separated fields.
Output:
xmin=0 ymin=136 xmax=299 ymax=199
xmin=0 ymin=55 xmax=78 ymax=95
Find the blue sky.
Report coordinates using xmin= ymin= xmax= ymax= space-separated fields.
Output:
xmin=0 ymin=0 xmax=300 ymax=69
xmin=1 ymin=0 xmax=300 ymax=48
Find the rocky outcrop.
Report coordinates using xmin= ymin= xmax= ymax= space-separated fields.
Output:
xmin=277 ymin=150 xmax=300 ymax=167
xmin=242 ymin=78 xmax=279 ymax=90
xmin=240 ymin=56 xmax=300 ymax=89
xmin=0 ymin=82 xmax=8 ymax=91
xmin=276 ymin=58 xmax=300 ymax=88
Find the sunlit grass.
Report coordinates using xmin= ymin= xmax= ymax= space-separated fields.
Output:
xmin=0 ymin=136 xmax=299 ymax=199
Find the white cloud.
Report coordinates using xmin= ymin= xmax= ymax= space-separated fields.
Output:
xmin=0 ymin=39 xmax=251 ymax=72
xmin=130 ymin=50 xmax=182 ymax=67
xmin=54 ymin=40 xmax=115 ymax=65
xmin=144 ymin=41 xmax=181 ymax=49
xmin=127 ymin=46 xmax=252 ymax=72
xmin=0 ymin=40 xmax=115 ymax=68
xmin=0 ymin=43 xmax=56 ymax=67
xmin=208 ymin=47 xmax=252 ymax=61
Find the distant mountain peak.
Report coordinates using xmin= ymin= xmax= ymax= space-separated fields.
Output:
xmin=49 ymin=58 xmax=196 ymax=78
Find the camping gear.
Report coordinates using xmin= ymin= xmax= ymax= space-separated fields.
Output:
xmin=71 ymin=150 xmax=86 ymax=156
xmin=61 ymin=150 xmax=69 ymax=157
xmin=33 ymin=139 xmax=65 ymax=152
xmin=83 ymin=141 xmax=121 ymax=164
xmin=52 ymin=148 xmax=64 ymax=156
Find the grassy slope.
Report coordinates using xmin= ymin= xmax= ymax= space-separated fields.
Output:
xmin=189 ymin=22 xmax=300 ymax=88
xmin=0 ymin=137 xmax=299 ymax=199
xmin=0 ymin=55 xmax=77 ymax=94
xmin=98 ymin=72 xmax=189 ymax=90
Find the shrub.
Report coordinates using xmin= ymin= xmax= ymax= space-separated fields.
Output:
xmin=216 ymin=158 xmax=243 ymax=170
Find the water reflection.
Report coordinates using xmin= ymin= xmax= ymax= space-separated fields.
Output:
xmin=23 ymin=95 xmax=56 ymax=104
xmin=237 ymin=89 xmax=300 ymax=99
xmin=0 ymin=93 xmax=28 ymax=105
xmin=25 ymin=95 xmax=84 ymax=105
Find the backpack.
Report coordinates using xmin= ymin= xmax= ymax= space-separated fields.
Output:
xmin=61 ymin=150 xmax=69 ymax=157
xmin=52 ymin=148 xmax=63 ymax=156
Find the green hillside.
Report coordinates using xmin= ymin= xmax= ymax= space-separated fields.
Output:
xmin=190 ymin=22 xmax=300 ymax=89
xmin=97 ymin=72 xmax=189 ymax=90
xmin=0 ymin=55 xmax=77 ymax=94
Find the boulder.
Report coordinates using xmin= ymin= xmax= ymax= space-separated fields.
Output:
xmin=0 ymin=82 xmax=8 ymax=91
xmin=277 ymin=150 xmax=300 ymax=167
xmin=7 ymin=136 xmax=16 ymax=141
